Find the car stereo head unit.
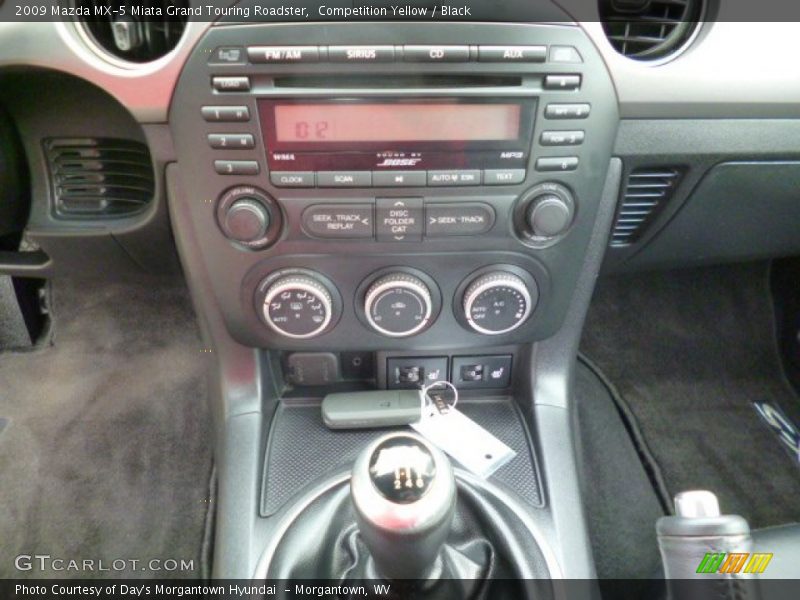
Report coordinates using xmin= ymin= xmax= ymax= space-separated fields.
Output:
xmin=258 ymin=97 xmax=536 ymax=171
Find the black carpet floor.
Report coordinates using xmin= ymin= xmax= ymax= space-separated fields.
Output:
xmin=581 ymin=263 xmax=800 ymax=529
xmin=0 ymin=278 xmax=211 ymax=578
xmin=574 ymin=360 xmax=665 ymax=586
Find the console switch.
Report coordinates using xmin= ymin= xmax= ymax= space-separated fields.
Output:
xmin=387 ymin=357 xmax=448 ymax=389
xmin=453 ymin=356 xmax=512 ymax=388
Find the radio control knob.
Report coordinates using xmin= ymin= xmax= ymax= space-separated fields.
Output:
xmin=463 ymin=272 xmax=533 ymax=335
xmin=364 ymin=273 xmax=433 ymax=338
xmin=217 ymin=186 xmax=281 ymax=249
xmin=526 ymin=194 xmax=573 ymax=238
xmin=262 ymin=275 xmax=333 ymax=339
xmin=223 ymin=198 xmax=271 ymax=243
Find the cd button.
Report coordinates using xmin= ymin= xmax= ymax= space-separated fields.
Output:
xmin=328 ymin=45 xmax=395 ymax=62
xmin=376 ymin=197 xmax=423 ymax=242
xmin=248 ymin=46 xmax=319 ymax=63
xmin=403 ymin=45 xmax=470 ymax=62
xmin=270 ymin=171 xmax=315 ymax=187
xmin=302 ymin=204 xmax=374 ymax=239
xmin=427 ymin=170 xmax=481 ymax=186
xmin=483 ymin=169 xmax=526 ymax=185
xmin=425 ymin=203 xmax=495 ymax=237
xmin=372 ymin=171 xmax=427 ymax=187
xmin=317 ymin=171 xmax=372 ymax=187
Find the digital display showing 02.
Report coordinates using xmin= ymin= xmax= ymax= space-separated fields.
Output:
xmin=272 ymin=102 xmax=522 ymax=143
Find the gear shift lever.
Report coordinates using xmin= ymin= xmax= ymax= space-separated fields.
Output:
xmin=350 ymin=432 xmax=456 ymax=580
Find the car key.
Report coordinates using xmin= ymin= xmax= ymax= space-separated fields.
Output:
xmin=322 ymin=389 xmax=422 ymax=430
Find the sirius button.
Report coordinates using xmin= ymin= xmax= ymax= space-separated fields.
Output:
xmin=329 ymin=46 xmax=395 ymax=62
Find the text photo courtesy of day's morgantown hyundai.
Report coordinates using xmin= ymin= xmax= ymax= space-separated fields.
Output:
xmin=1 ymin=1 xmax=799 ymax=599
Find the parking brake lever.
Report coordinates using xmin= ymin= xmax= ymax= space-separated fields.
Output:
xmin=657 ymin=490 xmax=762 ymax=600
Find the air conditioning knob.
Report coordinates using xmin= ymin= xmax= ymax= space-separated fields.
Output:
xmin=364 ymin=273 xmax=433 ymax=338
xmin=526 ymin=193 xmax=573 ymax=238
xmin=262 ymin=274 xmax=334 ymax=339
xmin=463 ymin=271 xmax=534 ymax=335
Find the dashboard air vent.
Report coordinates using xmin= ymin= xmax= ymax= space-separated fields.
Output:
xmin=611 ymin=167 xmax=683 ymax=247
xmin=75 ymin=1 xmax=188 ymax=63
xmin=44 ymin=138 xmax=154 ymax=219
xmin=599 ymin=0 xmax=704 ymax=61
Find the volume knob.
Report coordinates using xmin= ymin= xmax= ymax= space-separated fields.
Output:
xmin=223 ymin=198 xmax=270 ymax=242
xmin=463 ymin=272 xmax=534 ymax=335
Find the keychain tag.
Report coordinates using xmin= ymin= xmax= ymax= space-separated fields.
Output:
xmin=411 ymin=383 xmax=516 ymax=478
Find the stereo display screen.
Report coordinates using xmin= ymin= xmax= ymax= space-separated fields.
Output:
xmin=271 ymin=102 xmax=522 ymax=143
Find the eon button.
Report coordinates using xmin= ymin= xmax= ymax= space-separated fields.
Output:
xmin=302 ymin=204 xmax=374 ymax=239
xmin=425 ymin=203 xmax=495 ymax=237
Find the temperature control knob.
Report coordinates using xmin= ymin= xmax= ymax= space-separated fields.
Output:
xmin=463 ymin=272 xmax=534 ymax=335
xmin=364 ymin=273 xmax=433 ymax=338
xmin=262 ymin=275 xmax=333 ymax=339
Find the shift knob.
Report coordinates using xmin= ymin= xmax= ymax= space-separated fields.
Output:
xmin=351 ymin=432 xmax=456 ymax=580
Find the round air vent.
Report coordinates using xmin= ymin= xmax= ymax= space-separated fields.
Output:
xmin=75 ymin=1 xmax=189 ymax=64
xmin=599 ymin=0 xmax=704 ymax=61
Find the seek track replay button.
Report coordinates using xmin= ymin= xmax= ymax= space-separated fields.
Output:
xmin=302 ymin=204 xmax=373 ymax=239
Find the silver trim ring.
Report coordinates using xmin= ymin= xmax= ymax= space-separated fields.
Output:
xmin=263 ymin=276 xmax=333 ymax=340
xmin=463 ymin=272 xmax=533 ymax=336
xmin=364 ymin=274 xmax=433 ymax=338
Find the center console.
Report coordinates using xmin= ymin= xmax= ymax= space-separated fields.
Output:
xmin=168 ymin=17 xmax=621 ymax=584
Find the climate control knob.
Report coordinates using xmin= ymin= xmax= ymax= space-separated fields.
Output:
xmin=463 ymin=272 xmax=534 ymax=335
xmin=262 ymin=274 xmax=333 ymax=339
xmin=364 ymin=273 xmax=433 ymax=338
